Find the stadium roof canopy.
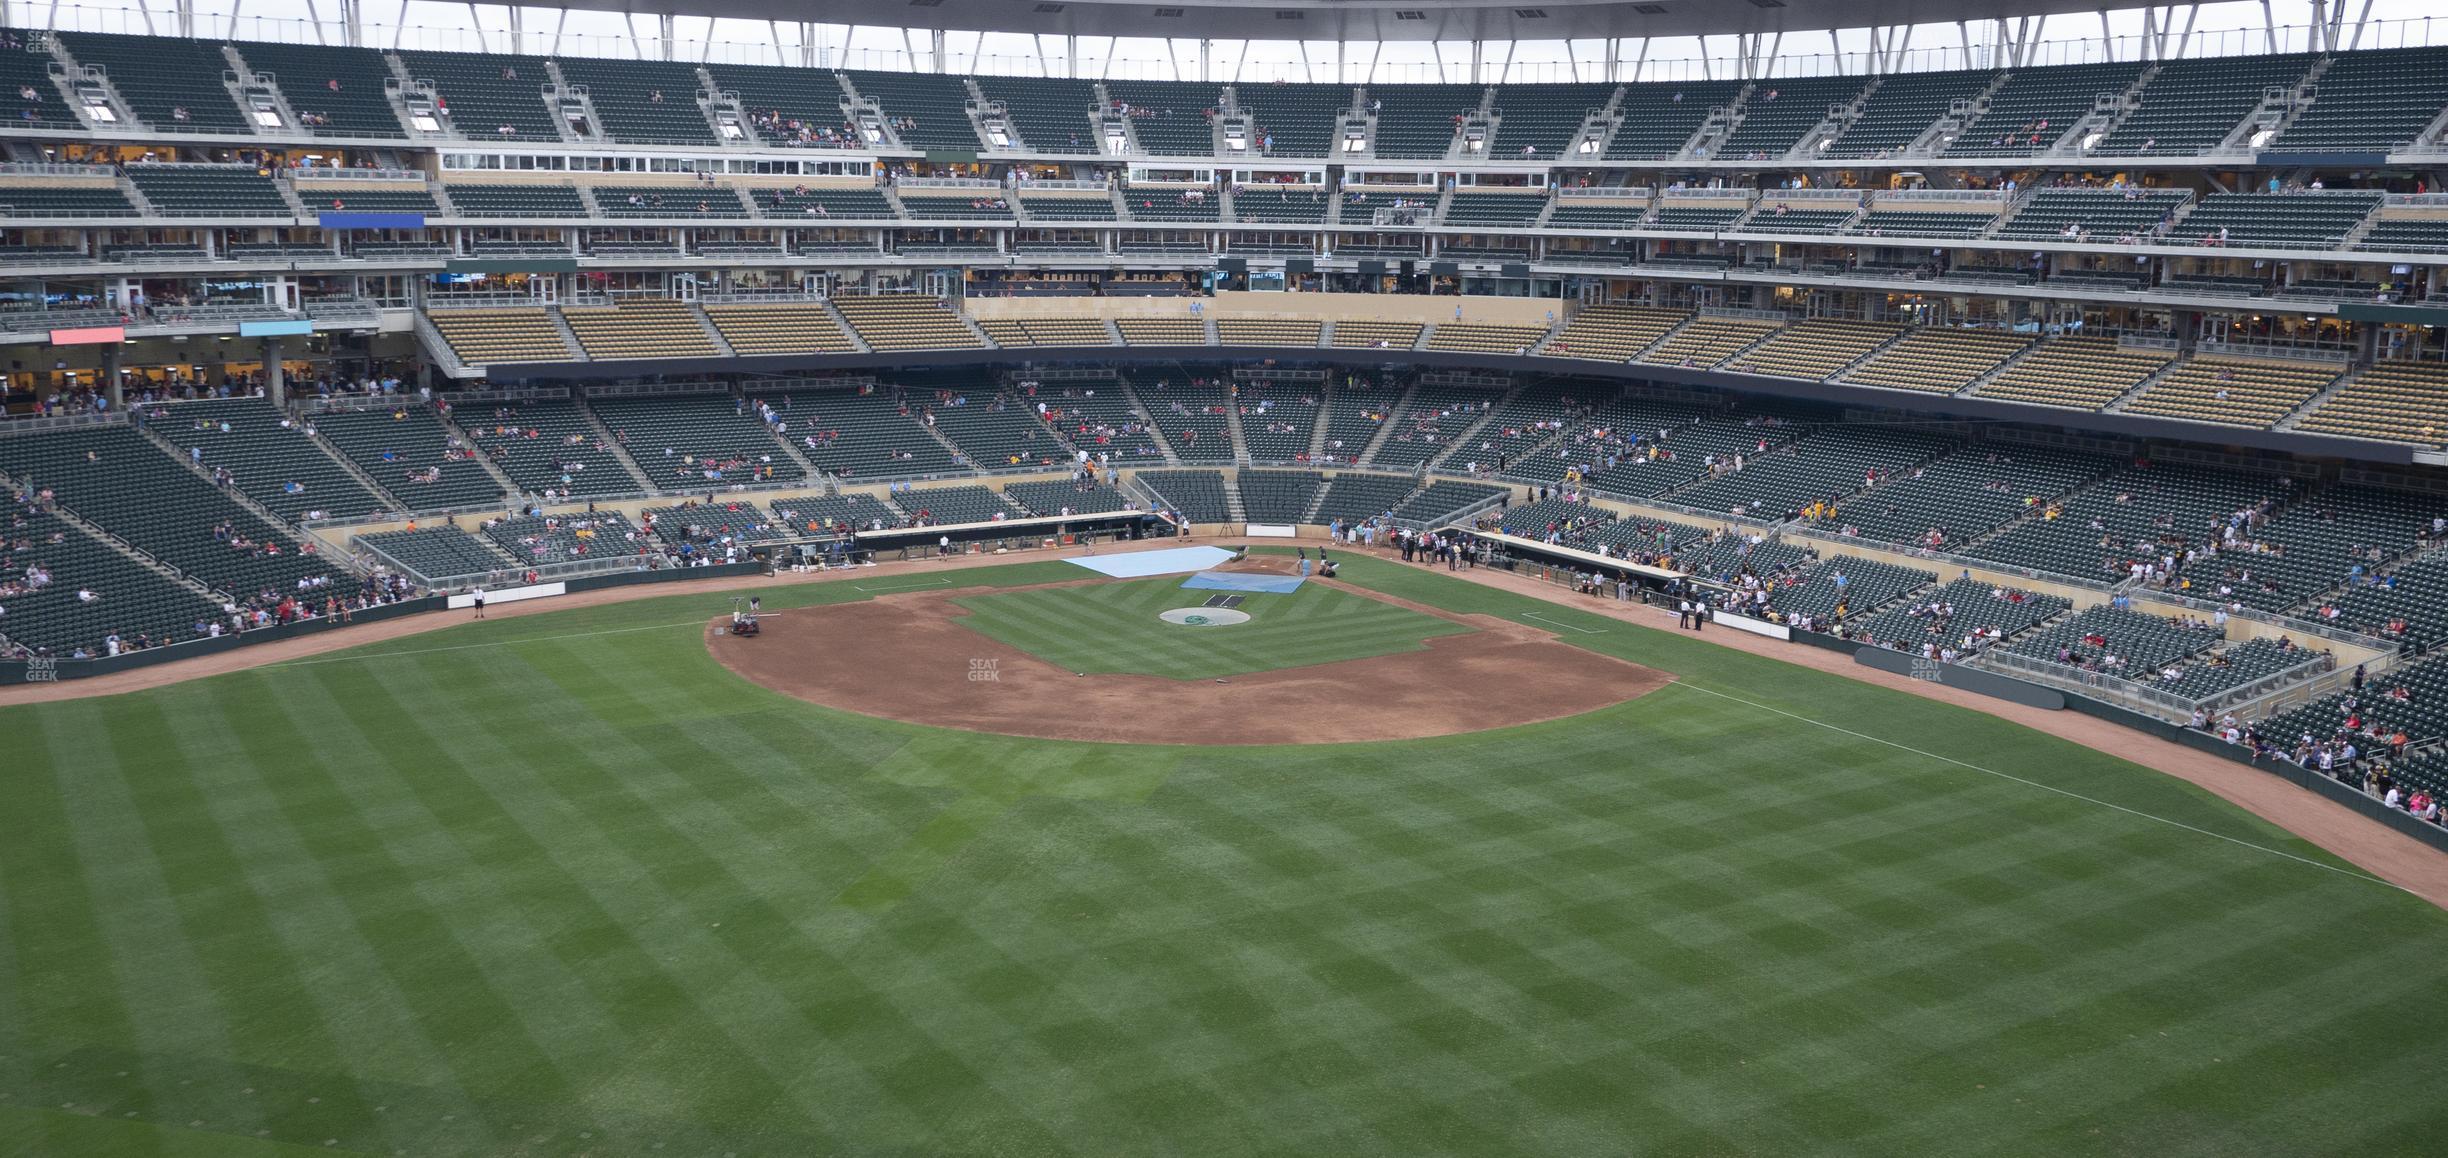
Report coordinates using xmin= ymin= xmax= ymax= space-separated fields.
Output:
xmin=544 ymin=0 xmax=2171 ymax=45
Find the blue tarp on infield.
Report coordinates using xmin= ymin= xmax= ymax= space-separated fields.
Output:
xmin=1180 ymin=571 xmax=1305 ymax=594
xmin=1065 ymin=545 xmax=1236 ymax=578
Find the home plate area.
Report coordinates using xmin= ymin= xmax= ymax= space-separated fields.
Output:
xmin=708 ymin=571 xmax=1672 ymax=745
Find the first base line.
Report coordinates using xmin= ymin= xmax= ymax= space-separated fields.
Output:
xmin=1524 ymin=612 xmax=1607 ymax=635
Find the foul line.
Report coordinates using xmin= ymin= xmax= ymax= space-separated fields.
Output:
xmin=1656 ymin=679 xmax=2410 ymax=895
xmin=255 ymin=617 xmax=720 ymax=670
xmin=1523 ymin=612 xmax=1607 ymax=635
xmin=854 ymin=578 xmax=955 ymax=593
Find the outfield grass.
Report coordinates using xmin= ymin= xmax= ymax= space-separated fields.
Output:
xmin=949 ymin=574 xmax=1471 ymax=679
xmin=3 ymin=553 xmax=2447 ymax=1156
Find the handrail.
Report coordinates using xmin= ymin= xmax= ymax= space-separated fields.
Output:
xmin=287 ymin=166 xmax=428 ymax=182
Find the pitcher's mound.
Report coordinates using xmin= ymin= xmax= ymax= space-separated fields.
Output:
xmin=709 ymin=581 xmax=1671 ymax=745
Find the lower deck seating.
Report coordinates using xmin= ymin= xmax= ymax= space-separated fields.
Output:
xmin=1543 ymin=306 xmax=1688 ymax=361
xmin=2292 ymin=361 xmax=2448 ymax=445
xmin=560 ymin=299 xmax=719 ymax=360
xmin=311 ymin=404 xmax=506 ymax=511
xmin=2006 ymin=604 xmax=2224 ymax=673
xmin=590 ymin=393 xmax=803 ymax=488
xmin=1003 ymin=479 xmax=1134 ymax=516
xmin=1974 ymin=337 xmax=2170 ymax=410
xmin=702 ymin=302 xmax=857 ymax=355
xmin=1238 ymin=470 xmax=1325 ymax=522
xmin=1850 ymin=578 xmax=2072 ymax=652
xmin=771 ymin=493 xmax=902 ymax=534
xmin=150 ymin=398 xmax=390 ymax=522
xmin=2121 ymin=355 xmax=2339 ymax=428
xmin=1312 ymin=473 xmax=1422 ymax=524
xmin=357 ymin=525 xmax=515 ymax=581
xmin=429 ymin=308 xmax=573 ymax=365
xmin=481 ymin=512 xmax=650 ymax=565
xmin=891 ymin=485 xmax=1022 ymax=525
xmin=463 ymin=399 xmax=641 ymax=498
xmin=828 ymin=296 xmax=984 ymax=351
xmin=1844 ymin=329 xmax=2033 ymax=394
xmin=1136 ymin=469 xmax=1233 ymax=522
xmin=0 ymin=504 xmax=224 ymax=658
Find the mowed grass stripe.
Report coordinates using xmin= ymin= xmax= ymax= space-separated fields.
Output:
xmin=953 ymin=577 xmax=1469 ymax=680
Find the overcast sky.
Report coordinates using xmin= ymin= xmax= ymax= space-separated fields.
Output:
xmin=24 ymin=0 xmax=2448 ymax=82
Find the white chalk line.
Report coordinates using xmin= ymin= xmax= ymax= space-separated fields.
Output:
xmin=854 ymin=578 xmax=955 ymax=593
xmin=1523 ymin=612 xmax=1607 ymax=635
xmin=1656 ymin=678 xmax=2409 ymax=894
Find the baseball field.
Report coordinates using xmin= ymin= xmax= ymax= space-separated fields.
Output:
xmin=3 ymin=549 xmax=2445 ymax=1156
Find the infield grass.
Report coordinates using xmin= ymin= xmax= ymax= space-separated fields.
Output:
xmin=2 ymin=552 xmax=2446 ymax=1156
xmin=948 ymin=573 xmax=1471 ymax=679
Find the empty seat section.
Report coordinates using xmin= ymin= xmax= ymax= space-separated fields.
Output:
xmin=428 ymin=308 xmax=573 ymax=364
xmin=1136 ymin=469 xmax=1233 ymax=522
xmin=1546 ymin=198 xmax=1649 ymax=228
xmin=701 ymin=303 xmax=856 ymax=355
xmin=829 ymin=296 xmax=983 ymax=351
xmin=1371 ymin=386 xmax=1501 ymax=469
xmin=1125 ymin=189 xmax=1219 ymax=222
xmin=1132 ymin=378 xmax=1235 ymax=463
xmin=1848 ymin=208 xmax=1991 ymax=238
xmin=1975 ymin=336 xmax=2169 ymax=410
xmin=755 ymin=186 xmax=895 ymax=218
xmin=57 ymin=31 xmax=248 ymax=132
xmin=1440 ymin=191 xmax=1548 ymax=228
xmin=356 ymin=526 xmax=514 ymax=581
xmin=917 ymin=394 xmax=1066 ymax=469
xmin=1004 ymin=479 xmax=1133 ymax=515
xmin=1717 ymin=75 xmax=1866 ymax=158
xmin=974 ymin=75 xmax=1098 ymax=152
xmin=481 ymin=511 xmax=650 ymax=566
xmin=1366 ymin=82 xmax=1482 ymax=158
xmin=1735 ymin=205 xmax=1857 ymax=234
xmin=1671 ymin=426 xmax=1954 ymax=522
xmin=2121 ymin=355 xmax=2339 ymax=428
xmin=1543 ymin=306 xmax=1687 ymax=361
xmin=1238 ymin=470 xmax=1324 ymax=521
xmin=1816 ymin=444 xmax=2108 ymax=548
xmin=1425 ymin=323 xmax=1546 ymax=355
xmin=397 ymin=50 xmax=559 ymax=139
xmin=843 ymin=70 xmax=983 ymax=152
xmin=2271 ymin=46 xmax=2448 ymax=152
xmin=1607 ymin=80 xmax=1743 ymax=159
xmin=1328 ymin=321 xmax=1421 ymax=350
xmin=1117 ymin=317 xmax=1206 ymax=345
xmin=1215 ymin=318 xmax=1322 ymax=347
xmin=1845 ymin=329 xmax=2033 ymax=393
xmin=1021 ymin=194 xmax=1117 ymax=221
xmin=1313 ymin=472 xmax=1422 ymax=523
xmin=2092 ymin=55 xmax=2314 ymax=155
xmin=775 ymin=388 xmax=962 ymax=478
xmin=2174 ymin=191 xmax=2381 ymax=248
xmin=1827 ymin=70 xmax=1991 ymax=157
xmin=897 ymin=191 xmax=1011 ymax=219
xmin=2294 ymin=361 xmax=2448 ymax=445
xmin=231 ymin=41 xmax=404 ymax=137
xmin=1229 ymin=187 xmax=1329 ymax=224
xmin=553 ymin=57 xmax=716 ymax=144
xmin=1638 ymin=316 xmax=1778 ymax=367
xmin=771 ymin=492 xmax=900 ymax=533
xmin=444 ymin=183 xmax=587 ymax=217
xmin=126 ymin=165 xmax=290 ymax=216
xmin=560 ymin=299 xmax=718 ymax=360
xmin=891 ymin=484 xmax=1020 ymax=525
xmin=0 ymin=182 xmax=136 ymax=217
xmin=1488 ymin=83 xmax=1616 ymax=158
xmin=1725 ymin=319 xmax=1901 ymax=379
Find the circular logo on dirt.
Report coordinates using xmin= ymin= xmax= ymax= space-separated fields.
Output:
xmin=1160 ymin=607 xmax=1251 ymax=626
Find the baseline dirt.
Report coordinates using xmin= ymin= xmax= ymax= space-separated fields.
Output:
xmin=707 ymin=574 xmax=1674 ymax=745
